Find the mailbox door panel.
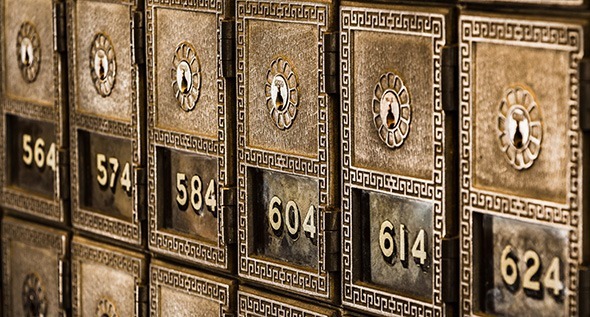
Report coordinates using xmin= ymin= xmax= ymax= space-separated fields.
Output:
xmin=146 ymin=0 xmax=235 ymax=270
xmin=150 ymin=260 xmax=236 ymax=316
xmin=237 ymin=0 xmax=338 ymax=301
xmin=238 ymin=287 xmax=339 ymax=317
xmin=460 ymin=13 xmax=586 ymax=316
xmin=68 ymin=0 xmax=144 ymax=245
xmin=341 ymin=3 xmax=456 ymax=316
xmin=72 ymin=237 xmax=146 ymax=317
xmin=1 ymin=0 xmax=68 ymax=222
xmin=2 ymin=217 xmax=68 ymax=316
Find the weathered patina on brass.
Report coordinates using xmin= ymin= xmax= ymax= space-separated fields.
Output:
xmin=238 ymin=287 xmax=339 ymax=317
xmin=341 ymin=2 xmax=457 ymax=316
xmin=68 ymin=0 xmax=145 ymax=245
xmin=150 ymin=260 xmax=236 ymax=316
xmin=460 ymin=13 xmax=588 ymax=316
xmin=0 ymin=0 xmax=68 ymax=223
xmin=2 ymin=217 xmax=68 ymax=316
xmin=71 ymin=236 xmax=146 ymax=317
xmin=146 ymin=0 xmax=236 ymax=271
xmin=237 ymin=0 xmax=340 ymax=301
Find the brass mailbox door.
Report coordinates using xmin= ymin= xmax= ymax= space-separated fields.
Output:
xmin=2 ymin=217 xmax=68 ymax=316
xmin=236 ymin=0 xmax=339 ymax=301
xmin=150 ymin=260 xmax=236 ymax=316
xmin=71 ymin=236 xmax=146 ymax=317
xmin=340 ymin=3 xmax=457 ymax=316
xmin=238 ymin=287 xmax=339 ymax=317
xmin=68 ymin=0 xmax=145 ymax=245
xmin=146 ymin=0 xmax=236 ymax=271
xmin=460 ymin=13 xmax=588 ymax=316
xmin=0 ymin=0 xmax=68 ymax=222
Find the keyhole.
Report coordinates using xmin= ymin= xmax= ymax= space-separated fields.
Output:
xmin=272 ymin=75 xmax=289 ymax=112
xmin=24 ymin=289 xmax=40 ymax=316
xmin=513 ymin=123 xmax=523 ymax=148
xmin=386 ymin=110 xmax=396 ymax=129
xmin=508 ymin=108 xmax=530 ymax=150
xmin=101 ymin=314 xmax=109 ymax=317
xmin=21 ymin=38 xmax=33 ymax=66
xmin=180 ymin=69 xmax=188 ymax=92
xmin=176 ymin=61 xmax=192 ymax=94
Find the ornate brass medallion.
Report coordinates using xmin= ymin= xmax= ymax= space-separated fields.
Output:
xmin=372 ymin=72 xmax=411 ymax=148
xmin=96 ymin=298 xmax=118 ymax=317
xmin=16 ymin=22 xmax=41 ymax=83
xmin=171 ymin=41 xmax=201 ymax=112
xmin=90 ymin=33 xmax=116 ymax=97
xmin=265 ymin=57 xmax=299 ymax=130
xmin=22 ymin=273 xmax=47 ymax=317
xmin=497 ymin=86 xmax=543 ymax=170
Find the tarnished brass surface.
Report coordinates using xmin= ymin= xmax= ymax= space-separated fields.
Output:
xmin=341 ymin=2 xmax=457 ymax=316
xmin=2 ymin=217 xmax=68 ymax=316
xmin=236 ymin=0 xmax=339 ymax=301
xmin=460 ymin=12 xmax=587 ymax=316
xmin=150 ymin=260 xmax=236 ymax=316
xmin=238 ymin=287 xmax=339 ymax=317
xmin=0 ymin=0 xmax=68 ymax=223
xmin=68 ymin=0 xmax=145 ymax=245
xmin=71 ymin=236 xmax=146 ymax=317
xmin=146 ymin=0 xmax=236 ymax=271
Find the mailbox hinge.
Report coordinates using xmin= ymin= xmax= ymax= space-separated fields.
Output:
xmin=61 ymin=259 xmax=71 ymax=313
xmin=58 ymin=148 xmax=70 ymax=199
xmin=132 ymin=11 xmax=145 ymax=65
xmin=580 ymin=266 xmax=590 ymax=317
xmin=138 ymin=285 xmax=149 ymax=317
xmin=221 ymin=19 xmax=235 ymax=78
xmin=135 ymin=167 xmax=147 ymax=221
xmin=324 ymin=208 xmax=340 ymax=272
xmin=441 ymin=236 xmax=459 ymax=303
xmin=579 ymin=59 xmax=590 ymax=131
xmin=324 ymin=32 xmax=339 ymax=95
xmin=221 ymin=187 xmax=237 ymax=244
xmin=442 ymin=44 xmax=457 ymax=113
xmin=53 ymin=1 xmax=67 ymax=53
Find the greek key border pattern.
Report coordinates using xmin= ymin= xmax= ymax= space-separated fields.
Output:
xmin=150 ymin=264 xmax=230 ymax=317
xmin=2 ymin=218 xmax=67 ymax=316
xmin=340 ymin=7 xmax=445 ymax=316
xmin=146 ymin=0 xmax=230 ymax=269
xmin=0 ymin=0 xmax=67 ymax=222
xmin=236 ymin=0 xmax=332 ymax=298
xmin=459 ymin=16 xmax=584 ymax=316
xmin=242 ymin=148 xmax=321 ymax=176
xmin=238 ymin=290 xmax=332 ymax=317
xmin=71 ymin=240 xmax=143 ymax=317
xmin=147 ymin=0 xmax=219 ymax=10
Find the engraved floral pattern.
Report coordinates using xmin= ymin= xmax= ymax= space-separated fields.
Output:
xmin=372 ymin=72 xmax=411 ymax=148
xmin=171 ymin=41 xmax=201 ymax=112
xmin=90 ymin=33 xmax=116 ymax=97
xmin=265 ymin=57 xmax=299 ymax=130
xmin=16 ymin=22 xmax=41 ymax=83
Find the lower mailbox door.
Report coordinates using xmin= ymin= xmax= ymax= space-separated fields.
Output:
xmin=238 ymin=287 xmax=339 ymax=317
xmin=459 ymin=13 xmax=587 ymax=316
xmin=2 ymin=217 xmax=68 ymax=316
xmin=341 ymin=3 xmax=457 ymax=316
xmin=71 ymin=237 xmax=146 ymax=317
xmin=150 ymin=260 xmax=236 ymax=317
xmin=236 ymin=0 xmax=339 ymax=301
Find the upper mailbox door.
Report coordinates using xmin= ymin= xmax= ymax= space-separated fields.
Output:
xmin=236 ymin=0 xmax=339 ymax=301
xmin=341 ymin=3 xmax=457 ymax=316
xmin=460 ymin=13 xmax=587 ymax=316
xmin=2 ymin=217 xmax=68 ymax=316
xmin=0 ymin=0 xmax=68 ymax=222
xmin=68 ymin=0 xmax=145 ymax=245
xmin=71 ymin=236 xmax=146 ymax=317
xmin=146 ymin=0 xmax=236 ymax=271
xmin=238 ymin=287 xmax=339 ymax=317
xmin=150 ymin=260 xmax=236 ymax=317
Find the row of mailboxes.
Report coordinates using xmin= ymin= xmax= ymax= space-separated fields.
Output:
xmin=2 ymin=216 xmax=348 ymax=316
xmin=1 ymin=0 xmax=589 ymax=316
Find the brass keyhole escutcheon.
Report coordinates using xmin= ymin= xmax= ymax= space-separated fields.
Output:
xmin=16 ymin=22 xmax=41 ymax=83
xmin=20 ymin=37 xmax=34 ymax=67
xmin=271 ymin=75 xmax=289 ymax=112
xmin=497 ymin=86 xmax=543 ymax=170
xmin=94 ymin=49 xmax=109 ymax=81
xmin=22 ymin=273 xmax=46 ymax=317
xmin=372 ymin=72 xmax=411 ymax=149
xmin=176 ymin=61 xmax=193 ymax=94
